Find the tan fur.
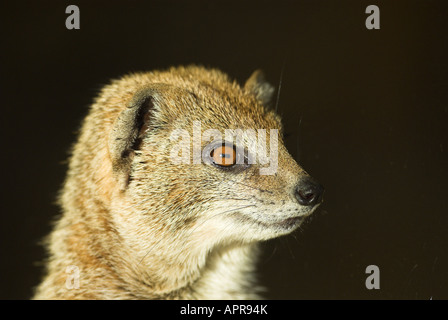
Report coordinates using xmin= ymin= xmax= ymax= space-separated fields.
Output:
xmin=34 ymin=66 xmax=318 ymax=299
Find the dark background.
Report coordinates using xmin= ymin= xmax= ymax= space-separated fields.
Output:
xmin=1 ymin=0 xmax=447 ymax=299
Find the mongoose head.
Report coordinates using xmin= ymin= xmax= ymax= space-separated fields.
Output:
xmin=66 ymin=66 xmax=323 ymax=294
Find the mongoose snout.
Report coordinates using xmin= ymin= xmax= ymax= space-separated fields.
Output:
xmin=295 ymin=176 xmax=324 ymax=207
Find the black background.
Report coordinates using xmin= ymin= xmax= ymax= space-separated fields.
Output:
xmin=1 ymin=0 xmax=447 ymax=300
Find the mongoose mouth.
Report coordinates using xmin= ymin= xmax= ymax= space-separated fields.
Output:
xmin=268 ymin=217 xmax=303 ymax=231
xmin=242 ymin=215 xmax=304 ymax=232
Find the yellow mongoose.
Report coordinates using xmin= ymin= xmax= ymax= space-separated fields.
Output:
xmin=34 ymin=66 xmax=323 ymax=299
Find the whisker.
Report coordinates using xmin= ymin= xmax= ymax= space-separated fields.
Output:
xmin=215 ymin=197 xmax=253 ymax=202
xmin=137 ymin=196 xmax=254 ymax=217
xmin=262 ymin=243 xmax=278 ymax=265
xmin=275 ymin=60 xmax=286 ymax=114
xmin=282 ymin=237 xmax=296 ymax=260
xmin=296 ymin=115 xmax=303 ymax=161
xmin=227 ymin=178 xmax=274 ymax=194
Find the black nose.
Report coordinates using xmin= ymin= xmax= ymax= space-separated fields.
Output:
xmin=295 ymin=177 xmax=324 ymax=206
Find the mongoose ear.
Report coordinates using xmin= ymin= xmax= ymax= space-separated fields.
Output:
xmin=244 ymin=70 xmax=275 ymax=106
xmin=109 ymin=87 xmax=155 ymax=190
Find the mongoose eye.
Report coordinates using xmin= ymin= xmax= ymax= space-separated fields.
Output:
xmin=203 ymin=141 xmax=249 ymax=172
xmin=211 ymin=145 xmax=236 ymax=167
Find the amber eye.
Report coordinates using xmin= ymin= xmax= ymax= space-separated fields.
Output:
xmin=211 ymin=145 xmax=236 ymax=167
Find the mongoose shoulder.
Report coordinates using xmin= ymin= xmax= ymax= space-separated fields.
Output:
xmin=34 ymin=66 xmax=323 ymax=299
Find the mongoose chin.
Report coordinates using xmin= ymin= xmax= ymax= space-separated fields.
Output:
xmin=34 ymin=66 xmax=323 ymax=300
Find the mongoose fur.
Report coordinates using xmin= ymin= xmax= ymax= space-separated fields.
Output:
xmin=34 ymin=66 xmax=322 ymax=299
